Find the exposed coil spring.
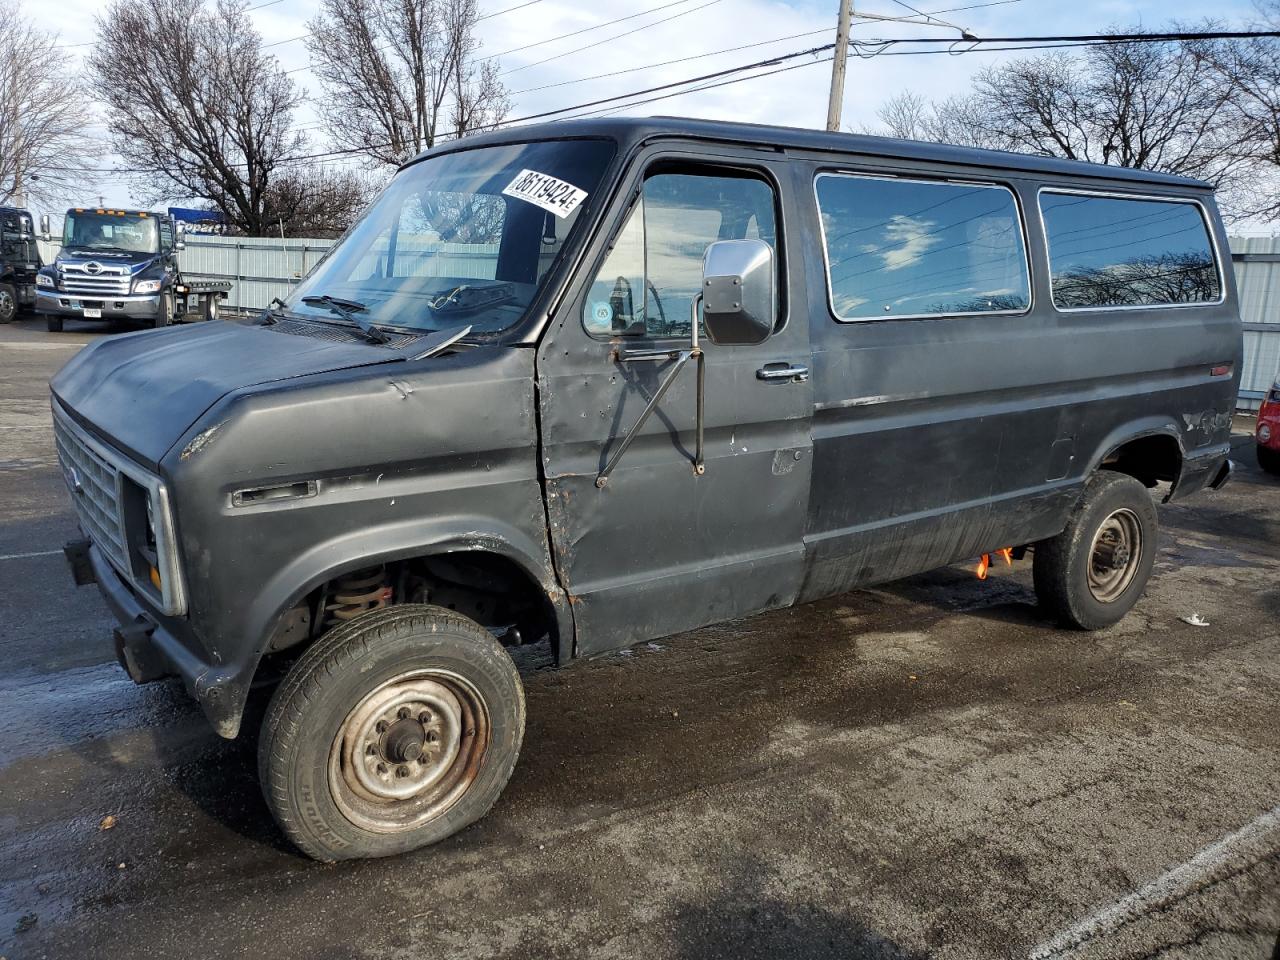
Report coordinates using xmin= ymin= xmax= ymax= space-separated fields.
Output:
xmin=324 ymin=566 xmax=391 ymax=628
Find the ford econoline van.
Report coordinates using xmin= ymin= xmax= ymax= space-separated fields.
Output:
xmin=51 ymin=117 xmax=1240 ymax=860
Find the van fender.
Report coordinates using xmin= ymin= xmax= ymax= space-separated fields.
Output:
xmin=242 ymin=513 xmax=574 ymax=675
xmin=1082 ymin=416 xmax=1187 ymax=491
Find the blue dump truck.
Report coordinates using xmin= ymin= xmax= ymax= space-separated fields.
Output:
xmin=36 ymin=206 xmax=230 ymax=332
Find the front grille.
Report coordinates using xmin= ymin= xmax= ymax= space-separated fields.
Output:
xmin=59 ymin=263 xmax=131 ymax=297
xmin=52 ymin=410 xmax=130 ymax=575
xmin=50 ymin=402 xmax=188 ymax=616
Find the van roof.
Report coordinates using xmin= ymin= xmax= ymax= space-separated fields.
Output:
xmin=417 ymin=115 xmax=1211 ymax=191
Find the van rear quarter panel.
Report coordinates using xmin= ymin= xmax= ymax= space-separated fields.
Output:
xmin=789 ymin=156 xmax=1241 ymax=601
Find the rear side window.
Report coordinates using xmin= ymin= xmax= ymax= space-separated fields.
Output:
xmin=1040 ymin=192 xmax=1221 ymax=309
xmin=815 ymin=173 xmax=1030 ymax=321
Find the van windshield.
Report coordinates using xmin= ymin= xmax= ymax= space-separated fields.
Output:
xmin=286 ymin=139 xmax=616 ymax=338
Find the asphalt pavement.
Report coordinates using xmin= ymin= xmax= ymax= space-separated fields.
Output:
xmin=1 ymin=313 xmax=1278 ymax=960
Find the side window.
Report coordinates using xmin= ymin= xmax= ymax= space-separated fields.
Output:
xmin=1040 ymin=192 xmax=1221 ymax=309
xmin=160 ymin=219 xmax=173 ymax=251
xmin=815 ymin=173 xmax=1030 ymax=321
xmin=583 ymin=169 xmax=777 ymax=338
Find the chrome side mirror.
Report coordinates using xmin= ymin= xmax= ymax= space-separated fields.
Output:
xmin=701 ymin=239 xmax=775 ymax=346
xmin=39 ymin=214 xmax=50 ymax=241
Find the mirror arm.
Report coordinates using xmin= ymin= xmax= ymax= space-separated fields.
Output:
xmin=692 ymin=293 xmax=705 ymax=476
xmin=596 ymin=349 xmax=694 ymax=488
xmin=596 ymin=294 xmax=707 ymax=488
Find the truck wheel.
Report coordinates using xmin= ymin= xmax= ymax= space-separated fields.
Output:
xmin=46 ymin=314 xmax=63 ymax=333
xmin=155 ymin=292 xmax=174 ymax=328
xmin=203 ymin=294 xmax=220 ymax=322
xmin=0 ymin=284 xmax=15 ymax=323
xmin=259 ymin=604 xmax=525 ymax=862
xmin=1033 ymin=471 xmax=1158 ymax=630
xmin=1259 ymin=445 xmax=1280 ymax=476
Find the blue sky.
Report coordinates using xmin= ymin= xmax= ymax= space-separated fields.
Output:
xmin=27 ymin=0 xmax=1267 ymax=214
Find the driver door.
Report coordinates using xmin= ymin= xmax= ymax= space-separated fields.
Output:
xmin=536 ymin=150 xmax=813 ymax=656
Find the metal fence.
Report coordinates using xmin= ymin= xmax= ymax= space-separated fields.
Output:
xmin=35 ymin=232 xmax=1280 ymax=410
xmin=1232 ymin=236 xmax=1280 ymax=411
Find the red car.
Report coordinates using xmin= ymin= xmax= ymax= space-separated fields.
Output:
xmin=1259 ymin=380 xmax=1280 ymax=474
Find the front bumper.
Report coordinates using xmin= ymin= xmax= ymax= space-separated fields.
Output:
xmin=36 ymin=289 xmax=159 ymax=320
xmin=74 ymin=540 xmax=241 ymax=738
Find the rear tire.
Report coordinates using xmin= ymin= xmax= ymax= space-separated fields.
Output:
xmin=45 ymin=314 xmax=63 ymax=332
xmin=203 ymin=294 xmax=220 ymax=322
xmin=1258 ymin=445 xmax=1280 ymax=476
xmin=1033 ymin=471 xmax=1158 ymax=630
xmin=0 ymin=283 xmax=16 ymax=323
xmin=259 ymin=605 xmax=525 ymax=862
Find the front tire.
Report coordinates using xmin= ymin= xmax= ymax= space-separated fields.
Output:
xmin=259 ymin=605 xmax=525 ymax=862
xmin=1033 ymin=471 xmax=1158 ymax=630
xmin=0 ymin=283 xmax=16 ymax=323
xmin=154 ymin=291 xmax=174 ymax=327
xmin=1258 ymin=445 xmax=1280 ymax=476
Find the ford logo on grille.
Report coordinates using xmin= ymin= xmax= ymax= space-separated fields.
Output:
xmin=84 ymin=262 xmax=103 ymax=275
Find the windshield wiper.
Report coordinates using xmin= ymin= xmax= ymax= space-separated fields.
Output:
xmin=259 ymin=296 xmax=288 ymax=326
xmin=300 ymin=294 xmax=391 ymax=344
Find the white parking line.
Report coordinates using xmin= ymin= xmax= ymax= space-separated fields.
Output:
xmin=1028 ymin=805 xmax=1280 ymax=958
xmin=0 ymin=549 xmax=62 ymax=561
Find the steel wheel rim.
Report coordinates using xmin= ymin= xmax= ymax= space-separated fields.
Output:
xmin=328 ymin=669 xmax=490 ymax=834
xmin=1087 ymin=507 xmax=1142 ymax=603
xmin=0 ymin=289 xmax=13 ymax=319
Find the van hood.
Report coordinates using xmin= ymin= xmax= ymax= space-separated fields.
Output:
xmin=51 ymin=321 xmax=407 ymax=469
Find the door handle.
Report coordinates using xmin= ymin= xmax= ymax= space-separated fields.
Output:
xmin=757 ymin=363 xmax=809 ymax=383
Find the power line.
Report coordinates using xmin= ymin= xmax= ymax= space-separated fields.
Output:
xmin=487 ymin=0 xmax=704 ymax=59
xmin=498 ymin=0 xmax=723 ymax=77
xmin=41 ymin=27 xmax=1280 ymax=175
xmin=262 ymin=0 xmax=547 ymax=51
xmin=504 ymin=0 xmax=1025 ymax=95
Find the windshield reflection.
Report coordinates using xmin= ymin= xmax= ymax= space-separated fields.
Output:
xmin=286 ymin=139 xmax=615 ymax=338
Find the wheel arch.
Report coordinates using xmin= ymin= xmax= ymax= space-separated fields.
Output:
xmin=211 ymin=519 xmax=574 ymax=738
xmin=1085 ymin=418 xmax=1186 ymax=496
xmin=248 ymin=519 xmax=573 ymax=661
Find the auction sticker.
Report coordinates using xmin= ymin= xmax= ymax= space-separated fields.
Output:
xmin=502 ymin=169 xmax=588 ymax=219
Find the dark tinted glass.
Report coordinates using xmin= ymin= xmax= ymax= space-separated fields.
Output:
xmin=1040 ymin=193 xmax=1220 ymax=308
xmin=816 ymin=174 xmax=1029 ymax=320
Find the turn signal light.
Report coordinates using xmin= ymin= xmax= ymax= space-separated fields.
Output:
xmin=150 ymin=565 xmax=162 ymax=590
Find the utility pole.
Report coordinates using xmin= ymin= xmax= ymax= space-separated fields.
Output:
xmin=826 ymin=0 xmax=853 ymax=132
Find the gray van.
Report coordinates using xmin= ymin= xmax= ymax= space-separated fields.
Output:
xmin=51 ymin=117 xmax=1240 ymax=861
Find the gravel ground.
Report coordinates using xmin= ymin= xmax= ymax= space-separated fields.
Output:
xmin=1 ymin=314 xmax=1277 ymax=960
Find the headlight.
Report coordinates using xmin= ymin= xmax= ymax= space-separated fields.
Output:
xmin=1261 ymin=423 xmax=1273 ymax=443
xmin=35 ymin=273 xmax=54 ymax=288
xmin=134 ymin=279 xmax=162 ymax=294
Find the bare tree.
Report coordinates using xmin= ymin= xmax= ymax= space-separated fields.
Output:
xmin=1203 ymin=4 xmax=1280 ymax=218
xmin=870 ymin=90 xmax=1004 ymax=150
xmin=0 ymin=0 xmax=97 ymax=207
xmin=88 ymin=0 xmax=305 ymax=235
xmin=265 ymin=166 xmax=383 ymax=238
xmin=868 ymin=28 xmax=1261 ymax=217
xmin=305 ymin=0 xmax=510 ymax=167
